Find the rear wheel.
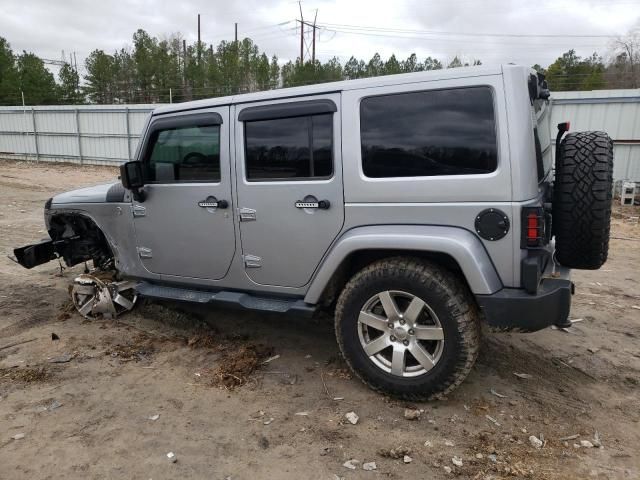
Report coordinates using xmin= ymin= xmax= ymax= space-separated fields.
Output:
xmin=553 ymin=131 xmax=613 ymax=269
xmin=335 ymin=257 xmax=480 ymax=400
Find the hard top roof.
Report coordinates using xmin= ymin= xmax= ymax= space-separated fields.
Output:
xmin=154 ymin=64 xmax=511 ymax=116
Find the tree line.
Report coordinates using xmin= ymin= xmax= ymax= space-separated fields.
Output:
xmin=0 ymin=27 xmax=638 ymax=106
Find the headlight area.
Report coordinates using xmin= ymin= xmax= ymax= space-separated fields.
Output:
xmin=14 ymin=212 xmax=114 ymax=271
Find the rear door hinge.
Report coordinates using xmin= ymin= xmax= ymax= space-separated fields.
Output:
xmin=243 ymin=254 xmax=261 ymax=268
xmin=132 ymin=205 xmax=146 ymax=217
xmin=239 ymin=207 xmax=256 ymax=221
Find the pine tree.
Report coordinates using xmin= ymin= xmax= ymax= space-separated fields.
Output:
xmin=58 ymin=63 xmax=83 ymax=104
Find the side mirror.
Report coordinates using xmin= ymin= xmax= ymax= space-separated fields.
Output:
xmin=120 ymin=161 xmax=146 ymax=202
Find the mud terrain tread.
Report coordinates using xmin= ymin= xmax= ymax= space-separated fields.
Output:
xmin=335 ymin=257 xmax=480 ymax=401
xmin=554 ymin=131 xmax=613 ymax=269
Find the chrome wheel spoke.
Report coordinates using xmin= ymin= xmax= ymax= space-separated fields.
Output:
xmin=403 ymin=297 xmax=425 ymax=325
xmin=363 ymin=334 xmax=391 ymax=356
xmin=77 ymin=299 xmax=94 ymax=317
xmin=390 ymin=346 xmax=405 ymax=376
xmin=378 ymin=291 xmax=401 ymax=321
xmin=413 ymin=326 xmax=444 ymax=341
xmin=113 ymin=293 xmax=134 ymax=310
xmin=358 ymin=310 xmax=388 ymax=332
xmin=408 ymin=343 xmax=436 ymax=372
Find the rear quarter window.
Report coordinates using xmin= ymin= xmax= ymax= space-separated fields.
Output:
xmin=360 ymin=86 xmax=498 ymax=178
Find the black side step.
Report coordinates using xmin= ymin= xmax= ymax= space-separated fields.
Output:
xmin=135 ymin=282 xmax=316 ymax=317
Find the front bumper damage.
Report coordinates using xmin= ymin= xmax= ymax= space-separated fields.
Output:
xmin=13 ymin=238 xmax=60 ymax=269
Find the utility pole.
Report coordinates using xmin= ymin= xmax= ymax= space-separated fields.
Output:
xmin=297 ymin=3 xmax=320 ymax=64
xmin=183 ymin=39 xmax=187 ymax=79
xmin=73 ymin=52 xmax=79 ymax=94
xmin=197 ymin=14 xmax=201 ymax=65
xmin=183 ymin=39 xmax=191 ymax=100
xmin=312 ymin=9 xmax=317 ymax=63
xmin=235 ymin=22 xmax=238 ymax=43
xmin=298 ymin=2 xmax=304 ymax=64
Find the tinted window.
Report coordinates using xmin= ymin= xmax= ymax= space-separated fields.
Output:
xmin=145 ymin=124 xmax=220 ymax=182
xmin=360 ymin=87 xmax=497 ymax=178
xmin=245 ymin=114 xmax=333 ymax=181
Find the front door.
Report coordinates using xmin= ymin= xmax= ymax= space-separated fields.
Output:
xmin=234 ymin=94 xmax=344 ymax=288
xmin=132 ymin=108 xmax=235 ymax=280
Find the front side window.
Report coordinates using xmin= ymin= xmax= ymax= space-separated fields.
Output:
xmin=360 ymin=87 xmax=498 ymax=178
xmin=244 ymin=114 xmax=333 ymax=181
xmin=145 ymin=124 xmax=221 ymax=182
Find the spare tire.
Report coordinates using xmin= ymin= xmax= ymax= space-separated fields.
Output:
xmin=553 ymin=131 xmax=613 ymax=269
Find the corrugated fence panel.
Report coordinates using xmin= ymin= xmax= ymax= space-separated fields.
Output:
xmin=0 ymin=133 xmax=35 ymax=156
xmin=80 ymin=111 xmax=127 ymax=135
xmin=0 ymin=110 xmax=32 ymax=132
xmin=0 ymin=105 xmax=155 ymax=164
xmin=550 ymin=89 xmax=640 ymax=182
xmin=36 ymin=110 xmax=76 ymax=133
xmin=38 ymin=134 xmax=79 ymax=157
xmin=129 ymin=111 xmax=151 ymax=134
xmin=81 ymin=136 xmax=130 ymax=162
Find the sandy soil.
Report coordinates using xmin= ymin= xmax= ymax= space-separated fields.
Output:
xmin=0 ymin=159 xmax=639 ymax=480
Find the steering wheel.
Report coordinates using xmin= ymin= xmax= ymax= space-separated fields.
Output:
xmin=183 ymin=152 xmax=206 ymax=165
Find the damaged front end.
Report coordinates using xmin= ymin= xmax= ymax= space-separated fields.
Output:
xmin=14 ymin=200 xmax=137 ymax=319
xmin=14 ymin=204 xmax=114 ymax=271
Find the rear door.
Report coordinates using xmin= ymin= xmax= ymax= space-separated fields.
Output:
xmin=132 ymin=108 xmax=236 ymax=280
xmin=234 ymin=94 xmax=344 ymax=287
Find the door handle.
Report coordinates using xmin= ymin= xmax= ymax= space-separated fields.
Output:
xmin=198 ymin=196 xmax=228 ymax=209
xmin=295 ymin=199 xmax=330 ymax=210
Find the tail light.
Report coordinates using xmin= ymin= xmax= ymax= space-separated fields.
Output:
xmin=521 ymin=207 xmax=545 ymax=248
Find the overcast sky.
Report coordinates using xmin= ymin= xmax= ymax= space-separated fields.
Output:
xmin=2 ymin=0 xmax=639 ymax=76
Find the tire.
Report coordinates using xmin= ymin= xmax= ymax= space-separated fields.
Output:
xmin=334 ymin=257 xmax=480 ymax=401
xmin=553 ymin=131 xmax=613 ymax=269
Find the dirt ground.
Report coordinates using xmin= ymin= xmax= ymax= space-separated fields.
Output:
xmin=0 ymin=159 xmax=639 ymax=480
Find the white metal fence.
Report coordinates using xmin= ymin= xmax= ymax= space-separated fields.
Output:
xmin=550 ymin=89 xmax=640 ymax=183
xmin=0 ymin=89 xmax=639 ymax=181
xmin=0 ymin=105 xmax=155 ymax=166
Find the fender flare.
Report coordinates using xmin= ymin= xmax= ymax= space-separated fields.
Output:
xmin=304 ymin=225 xmax=503 ymax=304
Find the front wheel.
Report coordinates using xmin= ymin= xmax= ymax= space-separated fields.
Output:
xmin=334 ymin=257 xmax=480 ymax=400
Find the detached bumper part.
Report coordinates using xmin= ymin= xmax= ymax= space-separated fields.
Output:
xmin=476 ymin=264 xmax=573 ymax=332
xmin=13 ymin=239 xmax=57 ymax=269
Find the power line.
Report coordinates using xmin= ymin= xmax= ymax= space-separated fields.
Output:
xmin=241 ymin=21 xmax=294 ymax=35
xmin=317 ymin=22 xmax=623 ymax=39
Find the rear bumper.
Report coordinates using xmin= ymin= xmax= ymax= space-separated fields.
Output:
xmin=476 ymin=264 xmax=573 ymax=332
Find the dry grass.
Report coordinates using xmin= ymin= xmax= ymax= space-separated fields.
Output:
xmin=0 ymin=366 xmax=48 ymax=383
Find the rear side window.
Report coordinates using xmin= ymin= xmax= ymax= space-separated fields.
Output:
xmin=145 ymin=124 xmax=221 ymax=182
xmin=360 ymin=87 xmax=498 ymax=178
xmin=244 ymin=114 xmax=333 ymax=181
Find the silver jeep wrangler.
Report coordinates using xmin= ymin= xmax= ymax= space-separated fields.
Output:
xmin=15 ymin=65 xmax=614 ymax=400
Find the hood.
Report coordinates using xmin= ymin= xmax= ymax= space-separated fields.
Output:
xmin=51 ymin=181 xmax=122 ymax=204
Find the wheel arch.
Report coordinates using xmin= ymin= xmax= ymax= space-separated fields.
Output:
xmin=47 ymin=209 xmax=118 ymax=269
xmin=304 ymin=225 xmax=503 ymax=305
xmin=46 ymin=203 xmax=152 ymax=279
